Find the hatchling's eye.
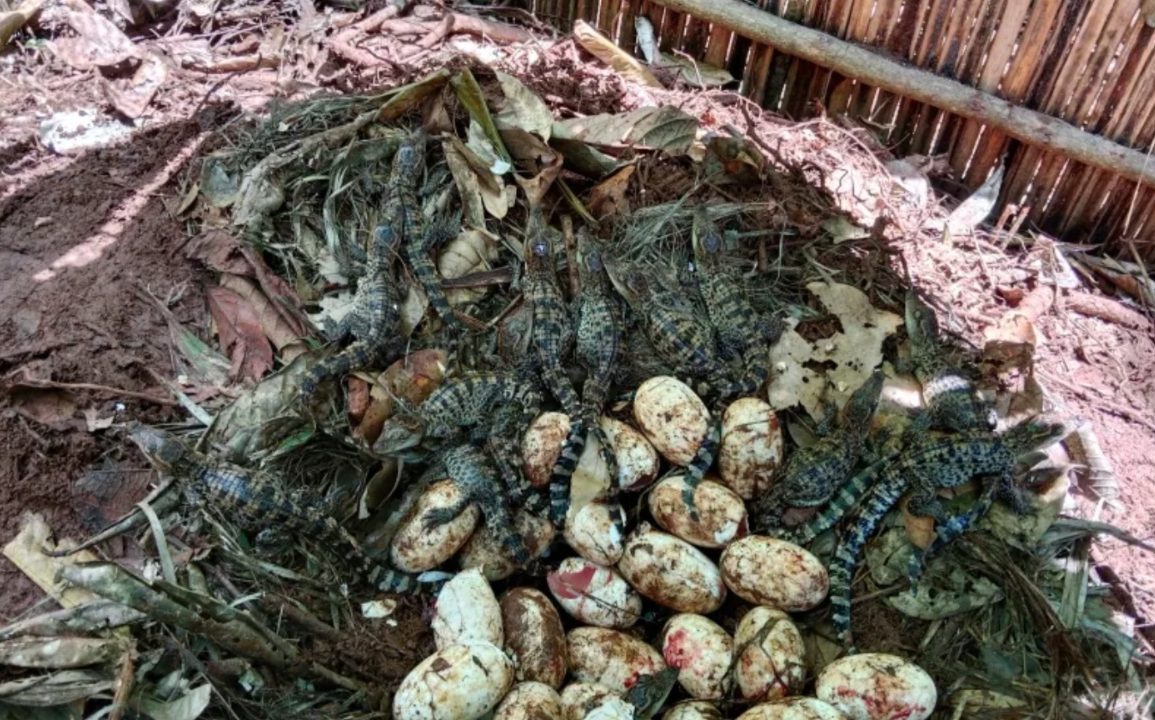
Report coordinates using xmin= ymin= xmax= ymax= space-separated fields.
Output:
xmin=704 ymin=232 xmax=721 ymax=253
xmin=533 ymin=240 xmax=549 ymax=256
xmin=586 ymin=251 xmax=603 ymax=272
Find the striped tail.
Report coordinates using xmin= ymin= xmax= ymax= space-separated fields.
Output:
xmin=299 ymin=340 xmax=381 ymax=403
xmin=365 ymin=563 xmax=438 ymax=594
xmin=908 ymin=479 xmax=999 ymax=584
xmin=548 ymin=419 xmax=586 ymax=527
xmin=772 ymin=458 xmax=889 ymax=545
xmin=680 ymin=415 xmax=722 ymax=521
xmin=829 ymin=476 xmax=909 ymax=649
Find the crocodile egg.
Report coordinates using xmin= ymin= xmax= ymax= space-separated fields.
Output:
xmin=720 ymin=535 xmax=828 ymax=611
xmin=661 ymin=614 xmax=733 ymax=700
xmin=565 ymin=500 xmax=627 ymax=565
xmin=547 ymin=557 xmax=642 ymax=629
xmin=736 ymin=698 xmax=849 ymax=720
xmin=648 ymin=474 xmax=748 ymax=548
xmin=718 ymin=397 xmax=785 ymax=499
xmin=432 ymin=567 xmax=502 ymax=650
xmin=390 ymin=479 xmax=479 ymax=573
xmin=632 ymin=376 xmax=711 ymax=466
xmin=815 ymin=653 xmax=937 ymax=720
xmin=733 ymin=606 xmax=806 ymax=702
xmin=458 ymin=509 xmax=555 ymax=581
xmin=566 ymin=626 xmax=667 ymax=695
xmin=662 ymin=701 xmax=724 ymax=720
xmin=601 ymin=416 xmax=660 ymax=491
xmin=501 ymin=587 xmax=567 ymax=689
xmin=393 ymin=642 xmax=513 ymax=720
xmin=617 ymin=527 xmax=726 ymax=614
xmin=494 ymin=682 xmax=564 ymax=720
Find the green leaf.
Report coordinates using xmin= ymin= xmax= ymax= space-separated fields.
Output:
xmin=137 ymin=684 xmax=212 ymax=720
xmin=548 ymin=136 xmax=620 ymax=178
xmin=451 ymin=69 xmax=511 ymax=164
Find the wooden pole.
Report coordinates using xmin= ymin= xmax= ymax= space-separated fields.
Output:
xmin=652 ymin=0 xmax=1155 ymax=190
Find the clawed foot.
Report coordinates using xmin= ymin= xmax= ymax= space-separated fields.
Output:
xmin=422 ymin=507 xmax=461 ymax=532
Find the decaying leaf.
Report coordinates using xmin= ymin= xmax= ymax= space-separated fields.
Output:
xmin=356 ymin=349 xmax=448 ymax=443
xmin=8 ymin=387 xmax=77 ymax=427
xmin=945 ymin=164 xmax=1003 ymax=235
xmin=445 ymin=136 xmax=512 ymax=219
xmin=554 ymin=106 xmax=699 ymax=155
xmin=206 ymin=284 xmax=275 ymax=381
xmin=823 ymin=215 xmax=870 ymax=244
xmin=656 ymin=52 xmax=735 ymax=88
xmin=0 ymin=636 xmax=123 ymax=669
xmin=494 ymin=71 xmax=553 ymax=140
xmin=52 ymin=6 xmax=141 ymax=70
xmin=438 ymin=228 xmax=499 ymax=305
xmin=0 ymin=669 xmax=115 ymax=707
xmin=503 ymin=128 xmax=563 ymax=206
xmin=218 ymin=274 xmax=306 ymax=360
xmin=2 ymin=514 xmax=102 ymax=608
xmin=549 ymin=136 xmax=619 ymax=178
xmin=102 ymin=52 xmax=168 ymax=119
xmin=573 ymin=19 xmax=663 ymax=88
xmin=0 ymin=0 xmax=43 ymax=48
xmin=586 ymin=165 xmax=635 ymax=219
xmin=399 ymin=285 xmax=430 ymax=336
xmin=767 ymin=282 xmax=902 ymax=419
xmin=136 ymin=683 xmax=212 ymax=720
xmin=888 ymin=566 xmax=1004 ymax=620
xmin=444 ymin=138 xmax=487 ymax=228
xmin=378 ymin=68 xmax=451 ymax=121
xmin=198 ymin=158 xmax=240 ymax=208
xmin=451 ymin=68 xmax=511 ymax=165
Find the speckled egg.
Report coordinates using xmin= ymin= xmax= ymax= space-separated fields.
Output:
xmin=660 ymin=614 xmax=733 ymax=700
xmin=501 ymin=587 xmax=567 ymax=689
xmin=632 ymin=376 xmax=711 ymax=466
xmin=565 ymin=500 xmax=627 ymax=565
xmin=390 ymin=479 xmax=479 ymax=573
xmin=432 ymin=568 xmax=502 ymax=650
xmin=733 ymin=606 xmax=806 ymax=702
xmin=718 ymin=397 xmax=786 ymax=499
xmin=560 ymin=683 xmax=631 ymax=720
xmin=662 ymin=701 xmax=723 ymax=720
xmin=648 ymin=474 xmax=748 ymax=548
xmin=393 ymin=642 xmax=514 ymax=720
xmin=458 ymin=509 xmax=555 ymax=581
xmin=720 ymin=535 xmax=828 ymax=611
xmin=601 ymin=416 xmax=660 ymax=492
xmin=617 ymin=528 xmax=726 ymax=614
xmin=736 ymin=698 xmax=848 ymax=720
xmin=494 ymin=681 xmax=564 ymax=720
xmin=522 ymin=412 xmax=572 ymax=488
xmin=566 ymin=627 xmax=668 ymax=695
xmin=815 ymin=653 xmax=937 ymax=720
xmin=547 ymin=558 xmax=642 ymax=629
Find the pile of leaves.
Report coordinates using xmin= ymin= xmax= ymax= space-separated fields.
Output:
xmin=1 ymin=21 xmax=1152 ymax=720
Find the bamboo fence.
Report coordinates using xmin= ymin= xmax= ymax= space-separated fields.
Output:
xmin=531 ymin=0 xmax=1155 ymax=256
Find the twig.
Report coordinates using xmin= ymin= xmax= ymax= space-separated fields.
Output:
xmin=4 ymin=374 xmax=178 ymax=407
xmin=561 ymin=215 xmax=580 ymax=297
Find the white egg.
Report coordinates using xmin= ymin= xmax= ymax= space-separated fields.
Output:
xmin=736 ymin=698 xmax=848 ymax=720
xmin=565 ymin=500 xmax=627 ymax=565
xmin=566 ymin=627 xmax=667 ymax=695
xmin=720 ymin=535 xmax=829 ymax=611
xmin=393 ymin=642 xmax=514 ymax=720
xmin=816 ymin=653 xmax=937 ymax=720
xmin=718 ymin=397 xmax=786 ymax=499
xmin=494 ymin=681 xmax=564 ymax=720
xmin=547 ymin=558 xmax=642 ymax=629
xmin=601 ymin=416 xmax=660 ymax=492
xmin=617 ymin=528 xmax=726 ymax=614
xmin=733 ymin=606 xmax=806 ymax=702
xmin=432 ymin=568 xmax=502 ymax=650
xmin=648 ymin=474 xmax=748 ymax=548
xmin=632 ymin=377 xmax=711 ymax=466
xmin=458 ymin=509 xmax=555 ymax=581
xmin=660 ymin=614 xmax=733 ymax=700
xmin=390 ymin=479 xmax=479 ymax=573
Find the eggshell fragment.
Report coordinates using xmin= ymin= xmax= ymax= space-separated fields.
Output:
xmin=432 ymin=568 xmax=502 ymax=650
xmin=648 ymin=474 xmax=748 ymax=548
xmin=662 ymin=701 xmax=723 ymax=720
xmin=390 ymin=479 xmax=479 ymax=572
xmin=547 ymin=558 xmax=642 ymax=629
xmin=560 ymin=683 xmax=632 ymax=720
xmin=718 ymin=398 xmax=786 ymax=499
xmin=720 ymin=535 xmax=828 ymax=611
xmin=632 ymin=377 xmax=710 ymax=466
xmin=393 ymin=642 xmax=514 ymax=720
xmin=459 ymin=510 xmax=555 ymax=581
xmin=617 ymin=528 xmax=726 ymax=614
xmin=494 ymin=681 xmax=564 ymax=720
xmin=501 ymin=587 xmax=567 ymax=689
xmin=567 ymin=627 xmax=668 ymax=695
xmin=733 ymin=607 xmax=806 ymax=702
xmin=736 ymin=698 xmax=848 ymax=720
xmin=661 ymin=614 xmax=733 ymax=700
xmin=601 ymin=416 xmax=660 ymax=492
xmin=816 ymin=653 xmax=937 ymax=720
xmin=565 ymin=501 xmax=627 ymax=565
xmin=522 ymin=412 xmax=572 ymax=488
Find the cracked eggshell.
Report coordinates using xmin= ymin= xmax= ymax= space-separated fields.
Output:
xmin=432 ymin=568 xmax=502 ymax=650
xmin=602 ymin=416 xmax=660 ymax=492
xmin=547 ymin=558 xmax=642 ymax=629
xmin=459 ymin=509 xmax=555 ymax=581
xmin=660 ymin=614 xmax=733 ymax=700
xmin=566 ymin=627 xmax=667 ymax=695
xmin=662 ymin=701 xmax=723 ymax=720
xmin=393 ymin=642 xmax=514 ymax=720
xmin=390 ymin=479 xmax=480 ymax=573
xmin=718 ymin=398 xmax=785 ymax=499
xmin=720 ymin=535 xmax=828 ymax=611
xmin=501 ymin=587 xmax=567 ymax=689
xmin=565 ymin=501 xmax=626 ymax=565
xmin=495 ymin=681 xmax=564 ymax=720
xmin=632 ymin=377 xmax=711 ymax=466
xmin=560 ymin=683 xmax=631 ymax=720
xmin=736 ymin=698 xmax=848 ymax=720
xmin=648 ymin=474 xmax=748 ymax=548
xmin=617 ymin=528 xmax=726 ymax=614
xmin=733 ymin=607 xmax=806 ymax=702
xmin=816 ymin=653 xmax=936 ymax=720
xmin=523 ymin=412 xmax=572 ymax=488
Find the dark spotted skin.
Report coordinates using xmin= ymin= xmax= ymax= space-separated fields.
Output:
xmin=828 ymin=421 xmax=1066 ymax=650
xmin=905 ymin=291 xmax=996 ymax=433
xmin=299 ymin=136 xmax=424 ymax=403
xmin=408 ymin=214 xmax=467 ymax=357
xmin=425 ymin=444 xmax=530 ymax=565
xmin=574 ymin=230 xmax=622 ymax=496
xmin=523 ymin=209 xmax=584 ymax=526
xmin=129 ymin=425 xmax=427 ymax=593
xmin=752 ymin=371 xmax=885 ymax=530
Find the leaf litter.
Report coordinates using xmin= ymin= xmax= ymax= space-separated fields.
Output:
xmin=1 ymin=4 xmax=1151 ymax=720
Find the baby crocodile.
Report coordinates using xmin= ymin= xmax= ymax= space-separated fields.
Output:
xmin=751 ymin=371 xmax=885 ymax=530
xmin=407 ymin=213 xmax=468 ymax=358
xmin=425 ymin=444 xmax=530 ymax=565
xmin=828 ymin=420 xmax=1066 ymax=649
xmin=523 ymin=210 xmax=584 ymax=527
xmin=905 ymin=291 xmax=995 ymax=432
xmin=129 ymin=424 xmax=427 ymax=593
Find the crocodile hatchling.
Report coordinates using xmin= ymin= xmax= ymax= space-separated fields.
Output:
xmin=905 ymin=290 xmax=996 ymax=432
xmin=522 ymin=208 xmax=585 ymax=527
xmin=827 ymin=420 xmax=1067 ymax=649
xmin=752 ymin=370 xmax=885 ymax=531
xmin=407 ymin=212 xmax=468 ymax=360
xmin=298 ymin=135 xmax=424 ymax=404
xmin=129 ymin=424 xmax=428 ymax=593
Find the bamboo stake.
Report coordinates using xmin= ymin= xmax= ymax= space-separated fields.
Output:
xmin=648 ymin=0 xmax=1155 ymax=189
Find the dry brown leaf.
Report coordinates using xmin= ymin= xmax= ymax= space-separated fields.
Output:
xmin=0 ymin=0 xmax=43 ymax=47
xmin=439 ymin=229 xmax=499 ymax=306
xmin=206 ymin=284 xmax=275 ymax=381
xmin=219 ymin=274 xmax=306 ymax=362
xmin=573 ymin=19 xmax=662 ymax=88
xmin=346 ymin=375 xmax=371 ymax=425
xmin=8 ymin=387 xmax=76 ymax=427
xmin=237 ymin=245 xmax=310 ymax=338
xmin=102 ymin=52 xmax=168 ymax=118
xmin=586 ymin=165 xmax=634 ymax=219
xmin=52 ymin=7 xmax=140 ymax=70
xmin=356 ymin=350 xmax=448 ymax=443
xmin=185 ymin=229 xmax=250 ymax=274
xmin=3 ymin=513 xmax=102 ymax=608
